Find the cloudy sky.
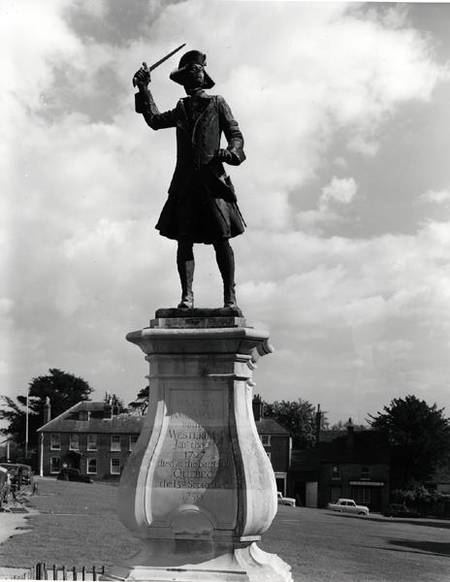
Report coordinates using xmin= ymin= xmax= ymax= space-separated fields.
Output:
xmin=2 ymin=0 xmax=450 ymax=425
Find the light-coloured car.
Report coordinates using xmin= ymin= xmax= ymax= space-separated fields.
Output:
xmin=277 ymin=491 xmax=296 ymax=507
xmin=327 ymin=498 xmax=369 ymax=516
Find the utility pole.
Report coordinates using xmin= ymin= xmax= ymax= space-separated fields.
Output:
xmin=39 ymin=433 xmax=44 ymax=477
xmin=25 ymin=389 xmax=29 ymax=460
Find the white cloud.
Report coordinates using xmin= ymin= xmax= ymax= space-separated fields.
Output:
xmin=419 ymin=189 xmax=450 ymax=204
xmin=75 ymin=0 xmax=107 ymax=19
xmin=320 ymin=176 xmax=358 ymax=207
xmin=2 ymin=1 xmax=449 ymax=425
xmin=296 ymin=176 xmax=358 ymax=233
xmin=346 ymin=135 xmax=379 ymax=157
xmin=236 ymin=220 xmax=450 ymax=421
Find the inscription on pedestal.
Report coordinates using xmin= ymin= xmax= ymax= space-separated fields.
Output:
xmin=153 ymin=387 xmax=235 ymax=493
xmin=147 ymin=383 xmax=238 ymax=529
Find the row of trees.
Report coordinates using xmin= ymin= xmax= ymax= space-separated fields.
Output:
xmin=1 ymin=369 xmax=449 ymax=489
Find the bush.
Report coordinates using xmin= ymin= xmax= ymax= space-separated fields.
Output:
xmin=391 ymin=483 xmax=450 ymax=517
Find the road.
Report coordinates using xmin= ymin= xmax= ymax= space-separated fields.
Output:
xmin=262 ymin=505 xmax=450 ymax=582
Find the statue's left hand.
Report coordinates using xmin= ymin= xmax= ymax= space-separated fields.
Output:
xmin=216 ymin=149 xmax=234 ymax=164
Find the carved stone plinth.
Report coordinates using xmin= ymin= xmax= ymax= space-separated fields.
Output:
xmin=103 ymin=310 xmax=292 ymax=582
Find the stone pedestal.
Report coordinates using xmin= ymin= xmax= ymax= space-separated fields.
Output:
xmin=105 ymin=309 xmax=292 ymax=582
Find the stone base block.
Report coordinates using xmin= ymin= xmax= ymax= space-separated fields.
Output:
xmin=102 ymin=542 xmax=292 ymax=582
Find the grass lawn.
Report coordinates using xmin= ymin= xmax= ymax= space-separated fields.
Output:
xmin=0 ymin=478 xmax=299 ymax=574
xmin=4 ymin=478 xmax=448 ymax=582
xmin=1 ymin=478 xmax=302 ymax=575
xmin=0 ymin=478 xmax=136 ymax=570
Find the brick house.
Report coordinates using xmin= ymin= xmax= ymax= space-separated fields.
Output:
xmin=37 ymin=400 xmax=142 ymax=479
xmin=37 ymin=397 xmax=292 ymax=486
xmin=288 ymin=420 xmax=390 ymax=512
xmin=252 ymin=396 xmax=292 ymax=495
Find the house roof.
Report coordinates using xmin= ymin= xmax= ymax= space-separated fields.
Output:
xmin=38 ymin=401 xmax=290 ymax=436
xmin=38 ymin=401 xmax=144 ymax=434
xmin=318 ymin=429 xmax=389 ymax=464
xmin=291 ymin=448 xmax=321 ymax=472
xmin=289 ymin=429 xmax=390 ymax=471
xmin=255 ymin=418 xmax=290 ymax=436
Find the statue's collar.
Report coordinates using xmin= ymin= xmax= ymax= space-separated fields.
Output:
xmin=185 ymin=89 xmax=211 ymax=99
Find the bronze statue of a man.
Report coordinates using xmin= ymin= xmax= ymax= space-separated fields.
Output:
xmin=133 ymin=50 xmax=246 ymax=309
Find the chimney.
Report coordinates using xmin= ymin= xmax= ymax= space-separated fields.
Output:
xmin=345 ymin=417 xmax=355 ymax=451
xmin=252 ymin=394 xmax=264 ymax=422
xmin=104 ymin=392 xmax=113 ymax=419
xmin=315 ymin=404 xmax=321 ymax=445
xmin=43 ymin=396 xmax=51 ymax=424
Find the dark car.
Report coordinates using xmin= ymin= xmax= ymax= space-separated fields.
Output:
xmin=57 ymin=468 xmax=92 ymax=483
xmin=384 ymin=503 xmax=421 ymax=518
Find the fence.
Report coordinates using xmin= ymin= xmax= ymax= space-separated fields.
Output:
xmin=35 ymin=563 xmax=105 ymax=580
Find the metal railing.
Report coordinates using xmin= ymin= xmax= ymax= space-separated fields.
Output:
xmin=35 ymin=563 xmax=105 ymax=580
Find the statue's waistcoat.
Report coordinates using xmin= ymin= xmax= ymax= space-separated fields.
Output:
xmin=175 ymin=96 xmax=221 ymax=168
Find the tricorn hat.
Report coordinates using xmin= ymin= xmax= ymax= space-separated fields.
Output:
xmin=169 ymin=50 xmax=215 ymax=89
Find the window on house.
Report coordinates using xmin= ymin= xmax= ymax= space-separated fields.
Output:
xmin=50 ymin=434 xmax=61 ymax=450
xmin=50 ymin=457 xmax=61 ymax=473
xmin=69 ymin=434 xmax=79 ymax=450
xmin=361 ymin=466 xmax=370 ymax=480
xmin=87 ymin=434 xmax=97 ymax=451
xmin=87 ymin=458 xmax=97 ymax=474
xmin=260 ymin=435 xmax=271 ymax=446
xmin=110 ymin=435 xmax=121 ymax=451
xmin=129 ymin=434 xmax=138 ymax=452
xmin=110 ymin=458 xmax=121 ymax=475
xmin=331 ymin=465 xmax=341 ymax=479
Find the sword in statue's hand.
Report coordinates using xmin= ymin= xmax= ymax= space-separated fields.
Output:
xmin=133 ymin=43 xmax=186 ymax=87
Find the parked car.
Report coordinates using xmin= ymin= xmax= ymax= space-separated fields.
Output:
xmin=384 ymin=503 xmax=421 ymax=518
xmin=0 ymin=466 xmax=9 ymax=508
xmin=0 ymin=463 xmax=33 ymax=486
xmin=277 ymin=492 xmax=296 ymax=507
xmin=327 ymin=498 xmax=369 ymax=516
xmin=57 ymin=468 xmax=92 ymax=483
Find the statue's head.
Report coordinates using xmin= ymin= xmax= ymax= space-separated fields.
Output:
xmin=170 ymin=50 xmax=215 ymax=92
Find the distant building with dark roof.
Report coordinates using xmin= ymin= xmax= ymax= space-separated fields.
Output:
xmin=37 ymin=397 xmax=292 ymax=488
xmin=288 ymin=420 xmax=390 ymax=512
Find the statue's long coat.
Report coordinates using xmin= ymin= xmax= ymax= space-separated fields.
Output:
xmin=138 ymin=90 xmax=246 ymax=243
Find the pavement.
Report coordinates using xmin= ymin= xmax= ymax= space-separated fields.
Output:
xmin=0 ymin=488 xmax=37 ymax=580
xmin=0 ymin=488 xmax=36 ymax=545
xmin=0 ymin=512 xmax=30 ymax=545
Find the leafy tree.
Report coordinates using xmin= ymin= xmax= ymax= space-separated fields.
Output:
xmin=128 ymin=385 xmax=150 ymax=414
xmin=328 ymin=419 xmax=367 ymax=431
xmin=0 ymin=368 xmax=93 ymax=451
xmin=368 ymin=395 xmax=450 ymax=487
xmin=104 ymin=391 xmax=125 ymax=411
xmin=263 ymin=398 xmax=317 ymax=449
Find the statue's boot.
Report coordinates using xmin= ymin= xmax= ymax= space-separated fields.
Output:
xmin=177 ymin=258 xmax=194 ymax=309
xmin=224 ymin=282 xmax=237 ymax=309
xmin=176 ymin=240 xmax=195 ymax=309
xmin=214 ymin=240 xmax=237 ymax=309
